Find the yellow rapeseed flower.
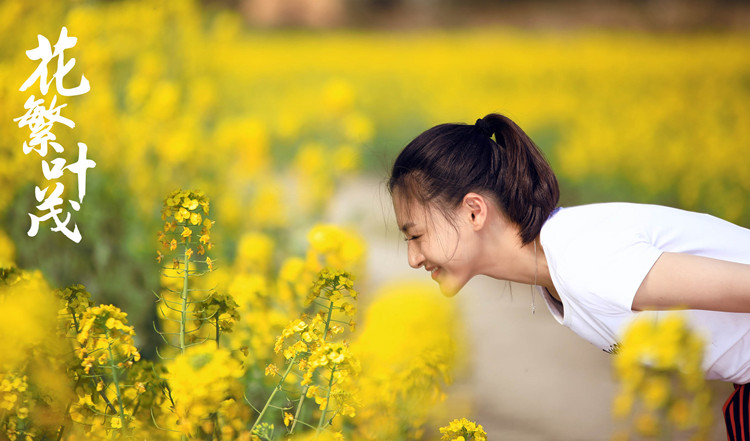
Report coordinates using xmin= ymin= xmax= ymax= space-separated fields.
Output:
xmin=184 ymin=199 xmax=199 ymax=211
xmin=16 ymin=406 xmax=28 ymax=420
xmin=438 ymin=418 xmax=487 ymax=441
xmin=264 ymin=364 xmax=278 ymax=377
xmin=176 ymin=207 xmax=189 ymax=223
xmin=164 ymin=345 xmax=244 ymax=436
xmin=190 ymin=212 xmax=202 ymax=225
xmin=613 ymin=313 xmax=711 ymax=439
xmin=283 ymin=412 xmax=293 ymax=427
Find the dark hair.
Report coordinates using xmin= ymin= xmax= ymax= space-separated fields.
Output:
xmin=388 ymin=113 xmax=559 ymax=245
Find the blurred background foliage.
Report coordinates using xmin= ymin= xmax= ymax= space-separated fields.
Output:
xmin=0 ymin=0 xmax=748 ymax=402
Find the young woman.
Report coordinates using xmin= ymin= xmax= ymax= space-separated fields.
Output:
xmin=388 ymin=113 xmax=750 ymax=438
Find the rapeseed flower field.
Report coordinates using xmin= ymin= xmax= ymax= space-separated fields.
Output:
xmin=0 ymin=0 xmax=745 ymax=439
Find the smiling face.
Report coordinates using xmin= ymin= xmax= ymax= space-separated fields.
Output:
xmin=392 ymin=190 xmax=478 ymax=297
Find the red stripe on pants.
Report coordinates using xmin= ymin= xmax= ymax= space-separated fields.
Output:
xmin=725 ymin=384 xmax=748 ymax=441
xmin=742 ymin=386 xmax=747 ymax=441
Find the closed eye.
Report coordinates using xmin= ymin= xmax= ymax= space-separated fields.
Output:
xmin=404 ymin=235 xmax=422 ymax=242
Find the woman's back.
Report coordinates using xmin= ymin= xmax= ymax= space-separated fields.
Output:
xmin=540 ymin=202 xmax=750 ymax=383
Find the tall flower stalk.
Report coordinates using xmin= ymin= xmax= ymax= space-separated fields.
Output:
xmin=250 ymin=268 xmax=360 ymax=440
xmin=72 ymin=304 xmax=142 ymax=435
xmin=155 ymin=189 xmax=216 ymax=356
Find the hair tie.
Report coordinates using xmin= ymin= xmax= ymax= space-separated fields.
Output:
xmin=475 ymin=118 xmax=493 ymax=138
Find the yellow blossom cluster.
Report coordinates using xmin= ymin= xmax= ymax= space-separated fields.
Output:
xmin=307 ymin=268 xmax=358 ymax=309
xmin=612 ymin=313 xmax=712 ymax=440
xmin=271 ymin=272 xmax=357 ymax=369
xmin=273 ymin=314 xmax=327 ymax=361
xmin=1 ymin=373 xmax=32 ymax=441
xmin=155 ymin=189 xmax=224 ymax=356
xmin=158 ymin=188 xmax=214 ymax=273
xmin=65 ymin=303 xmax=144 ymax=434
xmin=0 ymin=267 xmax=57 ymax=373
xmin=438 ymin=418 xmax=487 ymax=441
xmin=0 ymin=373 xmax=27 ymax=413
xmin=55 ymin=284 xmax=92 ymax=337
xmin=252 ymin=422 xmax=275 ymax=441
xmin=0 ymin=373 xmax=31 ymax=441
xmin=194 ymin=291 xmax=241 ymax=337
xmin=303 ymin=342 xmax=360 ymax=418
xmin=255 ymin=268 xmax=361 ymax=438
xmin=75 ymin=305 xmax=141 ymax=375
xmin=1 ymin=270 xmax=74 ymax=441
xmin=163 ymin=345 xmax=248 ymax=438
xmin=351 ymin=280 xmax=463 ymax=440
xmin=56 ymin=284 xmax=92 ymax=318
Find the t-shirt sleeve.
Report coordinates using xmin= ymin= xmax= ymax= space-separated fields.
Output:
xmin=560 ymin=226 xmax=664 ymax=312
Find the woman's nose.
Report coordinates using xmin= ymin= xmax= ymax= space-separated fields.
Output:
xmin=407 ymin=243 xmax=424 ymax=269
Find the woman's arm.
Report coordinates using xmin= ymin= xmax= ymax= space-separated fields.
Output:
xmin=632 ymin=252 xmax=750 ymax=313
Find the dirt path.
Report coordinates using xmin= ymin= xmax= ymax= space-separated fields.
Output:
xmin=328 ymin=176 xmax=730 ymax=440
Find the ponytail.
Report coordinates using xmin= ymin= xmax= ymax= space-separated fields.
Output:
xmin=388 ymin=113 xmax=559 ymax=245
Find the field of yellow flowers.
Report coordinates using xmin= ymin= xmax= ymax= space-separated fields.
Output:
xmin=0 ymin=0 xmax=747 ymax=439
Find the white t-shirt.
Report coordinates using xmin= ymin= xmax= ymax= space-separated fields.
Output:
xmin=538 ymin=202 xmax=750 ymax=384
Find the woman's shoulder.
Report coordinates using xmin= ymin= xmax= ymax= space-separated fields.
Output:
xmin=543 ymin=202 xmax=708 ymax=235
xmin=540 ymin=201 xmax=749 ymax=265
xmin=540 ymin=202 xmax=683 ymax=267
xmin=541 ymin=202 xmax=647 ymax=244
xmin=548 ymin=201 xmax=682 ymax=221
xmin=541 ymin=203 xmax=669 ymax=309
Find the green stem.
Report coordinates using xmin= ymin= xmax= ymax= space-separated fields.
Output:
xmin=323 ymin=299 xmax=334 ymax=341
xmin=71 ymin=310 xmax=80 ymax=334
xmin=215 ymin=315 xmax=220 ymax=349
xmin=294 ymin=298 xmax=335 ymax=434
xmin=289 ymin=385 xmax=308 ymax=434
xmin=180 ymin=242 xmax=190 ymax=354
xmin=17 ymin=410 xmax=26 ymax=439
xmin=180 ymin=243 xmax=192 ymax=441
xmin=251 ymin=355 xmax=297 ymax=433
xmin=315 ymin=366 xmax=336 ymax=439
xmin=292 ymin=296 xmax=338 ymax=435
xmin=106 ymin=331 xmax=127 ymax=433
xmin=213 ymin=412 xmax=221 ymax=441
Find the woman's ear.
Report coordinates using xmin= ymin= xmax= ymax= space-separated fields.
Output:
xmin=463 ymin=192 xmax=488 ymax=230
